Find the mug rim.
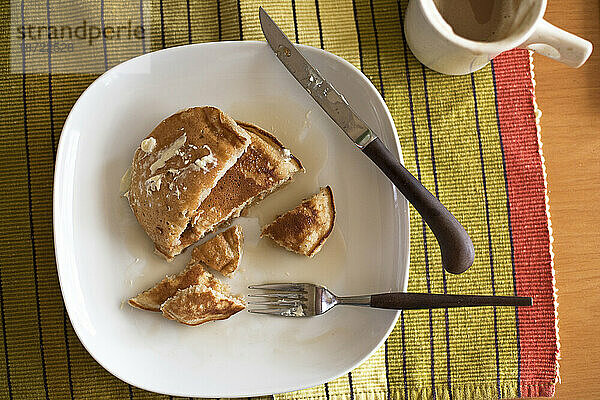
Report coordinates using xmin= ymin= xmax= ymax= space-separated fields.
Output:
xmin=416 ymin=0 xmax=547 ymax=52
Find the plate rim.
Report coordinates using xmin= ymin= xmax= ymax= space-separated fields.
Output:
xmin=53 ymin=40 xmax=410 ymax=397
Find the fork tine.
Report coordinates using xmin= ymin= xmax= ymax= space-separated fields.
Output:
xmin=247 ymin=305 xmax=307 ymax=317
xmin=248 ymin=283 xmax=306 ymax=292
xmin=247 ymin=293 xmax=307 ymax=300
xmin=247 ymin=283 xmax=313 ymax=317
xmin=247 ymin=309 xmax=289 ymax=316
xmin=248 ymin=300 xmax=304 ymax=306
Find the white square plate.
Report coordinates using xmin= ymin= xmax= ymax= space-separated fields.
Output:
xmin=54 ymin=41 xmax=409 ymax=397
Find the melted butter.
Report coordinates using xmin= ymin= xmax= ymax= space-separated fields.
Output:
xmin=145 ymin=174 xmax=163 ymax=194
xmin=193 ymin=145 xmax=217 ymax=173
xmin=141 ymin=137 xmax=157 ymax=153
xmin=162 ymin=145 xmax=217 ymax=191
xmin=150 ymin=133 xmax=187 ymax=174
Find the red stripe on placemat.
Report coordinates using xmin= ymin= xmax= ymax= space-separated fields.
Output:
xmin=493 ymin=49 xmax=558 ymax=397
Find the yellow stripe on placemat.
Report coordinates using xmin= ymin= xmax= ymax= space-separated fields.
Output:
xmin=188 ymin=0 xmax=220 ymax=44
xmin=0 ymin=57 xmax=48 ymax=400
xmin=382 ymin=1 xmax=454 ymax=396
xmin=101 ymin=0 xmax=146 ymax=67
xmin=22 ymin=53 xmax=69 ymax=400
xmin=163 ymin=0 xmax=194 ymax=47
xmin=240 ymin=1 xmax=295 ymax=42
xmin=292 ymin=1 xmax=320 ymax=47
xmin=315 ymin=0 xmax=360 ymax=67
xmin=372 ymin=0 xmax=440 ymax=393
xmin=218 ymin=0 xmax=243 ymax=41
xmin=348 ymin=344 xmax=389 ymax=399
xmin=152 ymin=0 xmax=221 ymax=47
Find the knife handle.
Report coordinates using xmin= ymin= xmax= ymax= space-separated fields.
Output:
xmin=362 ymin=137 xmax=475 ymax=274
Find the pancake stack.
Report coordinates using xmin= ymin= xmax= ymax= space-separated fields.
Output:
xmin=126 ymin=106 xmax=304 ymax=260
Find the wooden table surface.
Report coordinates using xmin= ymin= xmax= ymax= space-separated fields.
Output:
xmin=532 ymin=1 xmax=600 ymax=398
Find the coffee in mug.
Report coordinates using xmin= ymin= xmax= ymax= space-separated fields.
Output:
xmin=405 ymin=0 xmax=592 ymax=75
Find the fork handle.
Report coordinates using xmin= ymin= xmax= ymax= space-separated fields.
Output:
xmin=368 ymin=292 xmax=532 ymax=310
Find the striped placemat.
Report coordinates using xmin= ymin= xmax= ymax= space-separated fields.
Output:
xmin=0 ymin=0 xmax=557 ymax=399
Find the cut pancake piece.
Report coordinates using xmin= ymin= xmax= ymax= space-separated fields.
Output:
xmin=160 ymin=284 xmax=246 ymax=326
xmin=128 ymin=106 xmax=250 ymax=260
xmin=128 ymin=262 xmax=226 ymax=312
xmin=176 ymin=121 xmax=304 ymax=252
xmin=191 ymin=225 xmax=243 ymax=277
xmin=261 ymin=186 xmax=335 ymax=257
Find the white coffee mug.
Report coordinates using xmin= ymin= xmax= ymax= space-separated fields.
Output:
xmin=404 ymin=0 xmax=593 ymax=75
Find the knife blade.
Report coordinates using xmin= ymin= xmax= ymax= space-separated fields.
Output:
xmin=258 ymin=8 xmax=376 ymax=149
xmin=259 ymin=7 xmax=475 ymax=274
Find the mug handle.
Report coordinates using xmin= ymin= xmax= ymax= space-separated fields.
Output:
xmin=519 ymin=19 xmax=592 ymax=68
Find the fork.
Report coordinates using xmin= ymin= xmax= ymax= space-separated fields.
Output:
xmin=247 ymin=283 xmax=533 ymax=316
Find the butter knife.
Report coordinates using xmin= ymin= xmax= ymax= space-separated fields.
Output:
xmin=259 ymin=7 xmax=474 ymax=274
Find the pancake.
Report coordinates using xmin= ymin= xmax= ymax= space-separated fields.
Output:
xmin=191 ymin=225 xmax=243 ymax=277
xmin=175 ymin=121 xmax=304 ymax=253
xmin=127 ymin=107 xmax=250 ymax=260
xmin=128 ymin=262 xmax=225 ymax=312
xmin=160 ymin=284 xmax=245 ymax=326
xmin=261 ymin=186 xmax=335 ymax=257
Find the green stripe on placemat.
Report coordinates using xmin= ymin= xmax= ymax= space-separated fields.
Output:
xmin=0 ymin=0 xmax=557 ymax=399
